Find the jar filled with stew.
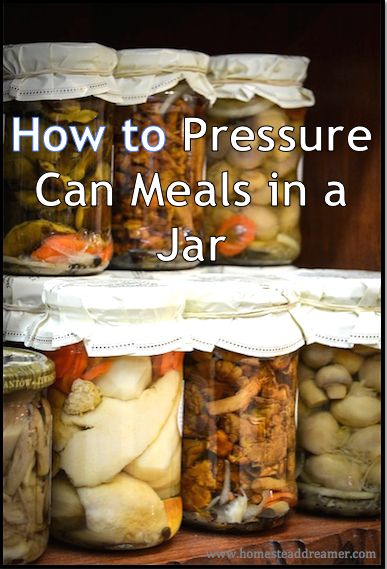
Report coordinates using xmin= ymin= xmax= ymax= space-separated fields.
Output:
xmin=292 ymin=270 xmax=381 ymax=516
xmin=181 ymin=276 xmax=304 ymax=531
xmin=3 ymin=347 xmax=55 ymax=565
xmin=3 ymin=43 xmax=118 ymax=276
xmin=205 ymin=54 xmax=315 ymax=265
xmin=111 ymin=48 xmax=215 ymax=270
xmin=4 ymin=276 xmax=188 ymax=549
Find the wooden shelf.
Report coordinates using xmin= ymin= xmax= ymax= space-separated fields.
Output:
xmin=35 ymin=512 xmax=380 ymax=565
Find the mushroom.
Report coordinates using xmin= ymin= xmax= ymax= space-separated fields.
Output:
xmin=299 ymin=379 xmax=328 ymax=408
xmin=358 ymin=355 xmax=381 ymax=393
xmin=245 ymin=205 xmax=279 ymax=241
xmin=364 ymin=457 xmax=381 ymax=491
xmin=303 ymin=453 xmax=367 ymax=492
xmin=330 ymin=389 xmax=381 ymax=428
xmin=298 ymin=411 xmax=349 ymax=455
xmin=315 ymin=364 xmax=353 ymax=399
xmin=333 ymin=349 xmax=363 ymax=374
xmin=297 ymin=362 xmax=315 ymax=383
xmin=301 ymin=344 xmax=334 ymax=369
xmin=344 ymin=425 xmax=381 ymax=462
xmin=352 ymin=345 xmax=380 ymax=356
xmin=207 ymin=372 xmax=263 ymax=415
xmin=277 ymin=203 xmax=300 ymax=232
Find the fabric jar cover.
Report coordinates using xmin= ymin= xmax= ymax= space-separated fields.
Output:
xmin=208 ymin=53 xmax=315 ymax=109
xmin=182 ymin=274 xmax=304 ymax=356
xmin=3 ymin=42 xmax=120 ymax=102
xmin=288 ymin=269 xmax=381 ymax=349
xmin=114 ymin=48 xmax=216 ymax=105
xmin=3 ymin=275 xmax=188 ymax=356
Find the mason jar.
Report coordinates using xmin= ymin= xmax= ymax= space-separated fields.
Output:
xmin=111 ymin=48 xmax=215 ymax=270
xmin=205 ymin=54 xmax=315 ymax=265
xmin=3 ymin=43 xmax=117 ymax=276
xmin=3 ymin=348 xmax=55 ymax=565
xmin=4 ymin=275 xmax=188 ymax=549
xmin=180 ymin=276 xmax=304 ymax=531
xmin=291 ymin=269 xmax=381 ymax=516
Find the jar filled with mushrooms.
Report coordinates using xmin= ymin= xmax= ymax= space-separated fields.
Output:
xmin=3 ymin=348 xmax=55 ymax=565
xmin=3 ymin=43 xmax=117 ymax=276
xmin=181 ymin=276 xmax=305 ymax=531
xmin=293 ymin=270 xmax=381 ymax=516
xmin=27 ymin=277 xmax=187 ymax=549
xmin=111 ymin=48 xmax=215 ymax=270
xmin=205 ymin=54 xmax=315 ymax=265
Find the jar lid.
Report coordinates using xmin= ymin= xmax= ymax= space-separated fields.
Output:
xmin=208 ymin=53 xmax=315 ymax=109
xmin=289 ymin=269 xmax=381 ymax=348
xmin=3 ymin=347 xmax=55 ymax=393
xmin=4 ymin=275 xmax=188 ymax=356
xmin=182 ymin=275 xmax=304 ymax=357
xmin=3 ymin=42 xmax=120 ymax=102
xmin=114 ymin=48 xmax=216 ymax=105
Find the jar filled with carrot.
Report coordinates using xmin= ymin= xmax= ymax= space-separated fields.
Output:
xmin=3 ymin=43 xmax=118 ymax=276
xmin=181 ymin=276 xmax=304 ymax=531
xmin=3 ymin=275 xmax=188 ymax=550
xmin=205 ymin=54 xmax=315 ymax=265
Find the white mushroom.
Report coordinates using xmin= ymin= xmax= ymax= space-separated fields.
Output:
xmin=298 ymin=411 xmax=348 ymax=455
xmin=301 ymin=344 xmax=334 ymax=369
xmin=344 ymin=425 xmax=381 ymax=462
xmin=352 ymin=345 xmax=380 ymax=356
xmin=358 ymin=356 xmax=381 ymax=393
xmin=315 ymin=364 xmax=353 ymax=399
xmin=333 ymin=349 xmax=363 ymax=374
xmin=226 ymin=147 xmax=264 ymax=170
xmin=364 ymin=457 xmax=381 ymax=491
xmin=330 ymin=390 xmax=381 ymax=428
xmin=277 ymin=203 xmax=300 ymax=232
xmin=297 ymin=362 xmax=315 ymax=383
xmin=304 ymin=454 xmax=367 ymax=492
xmin=299 ymin=379 xmax=328 ymax=408
xmin=244 ymin=205 xmax=279 ymax=240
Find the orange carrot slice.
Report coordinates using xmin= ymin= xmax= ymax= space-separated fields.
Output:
xmin=31 ymin=234 xmax=93 ymax=262
xmin=81 ymin=360 xmax=113 ymax=381
xmin=216 ymin=214 xmax=256 ymax=257
xmin=44 ymin=342 xmax=89 ymax=395
xmin=265 ymin=491 xmax=297 ymax=507
xmin=163 ymin=497 xmax=182 ymax=538
xmin=152 ymin=352 xmax=184 ymax=379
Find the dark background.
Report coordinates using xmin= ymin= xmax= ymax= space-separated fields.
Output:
xmin=3 ymin=2 xmax=382 ymax=270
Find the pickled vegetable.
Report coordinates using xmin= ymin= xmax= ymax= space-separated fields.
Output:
xmin=49 ymin=346 xmax=183 ymax=549
xmin=297 ymin=344 xmax=381 ymax=516
xmin=111 ymin=84 xmax=208 ymax=270
xmin=3 ymin=98 xmax=113 ymax=275
xmin=181 ymin=348 xmax=298 ymax=531
xmin=205 ymin=99 xmax=305 ymax=265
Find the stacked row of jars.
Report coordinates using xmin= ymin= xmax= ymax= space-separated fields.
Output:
xmin=3 ymin=44 xmax=315 ymax=276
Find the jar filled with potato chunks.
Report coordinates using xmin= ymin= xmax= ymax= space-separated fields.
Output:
xmin=111 ymin=48 xmax=215 ymax=269
xmin=292 ymin=270 xmax=381 ymax=516
xmin=181 ymin=276 xmax=304 ymax=531
xmin=3 ymin=348 xmax=55 ymax=565
xmin=205 ymin=54 xmax=315 ymax=265
xmin=3 ymin=43 xmax=118 ymax=276
xmin=7 ymin=276 xmax=188 ymax=549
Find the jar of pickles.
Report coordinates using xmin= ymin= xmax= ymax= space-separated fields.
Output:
xmin=3 ymin=348 xmax=55 ymax=565
xmin=4 ymin=276 xmax=188 ymax=549
xmin=111 ymin=48 xmax=215 ymax=270
xmin=292 ymin=270 xmax=381 ymax=516
xmin=181 ymin=276 xmax=304 ymax=531
xmin=205 ymin=54 xmax=315 ymax=265
xmin=3 ymin=43 xmax=118 ymax=276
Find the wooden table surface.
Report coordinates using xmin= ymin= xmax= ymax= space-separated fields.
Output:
xmin=35 ymin=512 xmax=381 ymax=565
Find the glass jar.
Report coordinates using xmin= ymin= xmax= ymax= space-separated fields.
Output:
xmin=180 ymin=275 xmax=304 ymax=531
xmin=3 ymin=43 xmax=116 ymax=276
xmin=297 ymin=343 xmax=381 ymax=516
xmin=3 ymin=347 xmax=55 ymax=565
xmin=182 ymin=348 xmax=298 ymax=531
xmin=205 ymin=54 xmax=315 ymax=265
xmin=46 ymin=342 xmax=184 ymax=549
xmin=111 ymin=48 xmax=215 ymax=270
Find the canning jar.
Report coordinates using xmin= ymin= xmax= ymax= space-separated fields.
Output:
xmin=205 ymin=54 xmax=315 ymax=265
xmin=3 ymin=347 xmax=55 ymax=565
xmin=3 ymin=43 xmax=118 ymax=276
xmin=291 ymin=270 xmax=381 ymax=516
xmin=3 ymin=276 xmax=188 ymax=549
xmin=181 ymin=276 xmax=304 ymax=531
xmin=111 ymin=48 xmax=215 ymax=270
